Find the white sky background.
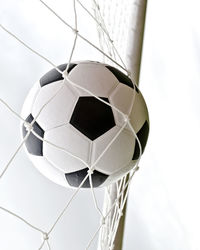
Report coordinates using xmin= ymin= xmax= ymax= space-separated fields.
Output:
xmin=124 ymin=1 xmax=200 ymax=250
xmin=0 ymin=0 xmax=200 ymax=250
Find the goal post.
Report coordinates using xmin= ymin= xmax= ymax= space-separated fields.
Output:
xmin=98 ymin=0 xmax=148 ymax=249
xmin=126 ymin=0 xmax=147 ymax=84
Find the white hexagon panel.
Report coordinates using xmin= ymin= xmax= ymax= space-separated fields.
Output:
xmin=43 ymin=124 xmax=91 ymax=173
xmin=32 ymin=81 xmax=78 ymax=131
xmin=68 ymin=61 xmax=118 ymax=97
xmin=29 ymin=154 xmax=68 ymax=187
xmin=91 ymin=126 xmax=135 ymax=176
xmin=109 ymin=82 xmax=135 ymax=127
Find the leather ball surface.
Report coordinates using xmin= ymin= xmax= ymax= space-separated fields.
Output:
xmin=21 ymin=61 xmax=149 ymax=188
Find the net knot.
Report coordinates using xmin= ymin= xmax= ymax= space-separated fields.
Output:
xmin=115 ymin=199 xmax=120 ymax=208
xmin=43 ymin=232 xmax=49 ymax=241
xmin=135 ymin=165 xmax=140 ymax=171
xmin=73 ymin=28 xmax=79 ymax=34
xmin=119 ymin=209 xmax=123 ymax=217
xmin=100 ymin=216 xmax=106 ymax=225
xmin=87 ymin=168 xmax=94 ymax=175
xmin=24 ymin=122 xmax=33 ymax=132
xmin=96 ymin=4 xmax=100 ymax=10
xmin=123 ymin=115 xmax=130 ymax=123
xmin=62 ymin=71 xmax=68 ymax=79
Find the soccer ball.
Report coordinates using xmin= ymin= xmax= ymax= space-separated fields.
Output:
xmin=21 ymin=61 xmax=149 ymax=188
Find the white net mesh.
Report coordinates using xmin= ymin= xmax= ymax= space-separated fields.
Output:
xmin=0 ymin=0 xmax=144 ymax=249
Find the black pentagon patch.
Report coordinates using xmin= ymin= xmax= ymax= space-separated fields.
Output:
xmin=65 ymin=168 xmax=108 ymax=188
xmin=134 ymin=84 xmax=140 ymax=93
xmin=40 ymin=63 xmax=77 ymax=87
xmin=22 ymin=114 xmax=44 ymax=156
xmin=70 ymin=97 xmax=115 ymax=141
xmin=132 ymin=120 xmax=149 ymax=160
xmin=106 ymin=65 xmax=134 ymax=89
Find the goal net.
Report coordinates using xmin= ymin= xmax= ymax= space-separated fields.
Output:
xmin=0 ymin=0 xmax=147 ymax=249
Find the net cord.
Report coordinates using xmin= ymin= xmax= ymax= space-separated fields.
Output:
xmin=38 ymin=0 xmax=130 ymax=75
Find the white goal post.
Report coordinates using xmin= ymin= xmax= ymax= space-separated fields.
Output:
xmin=98 ymin=0 xmax=147 ymax=249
